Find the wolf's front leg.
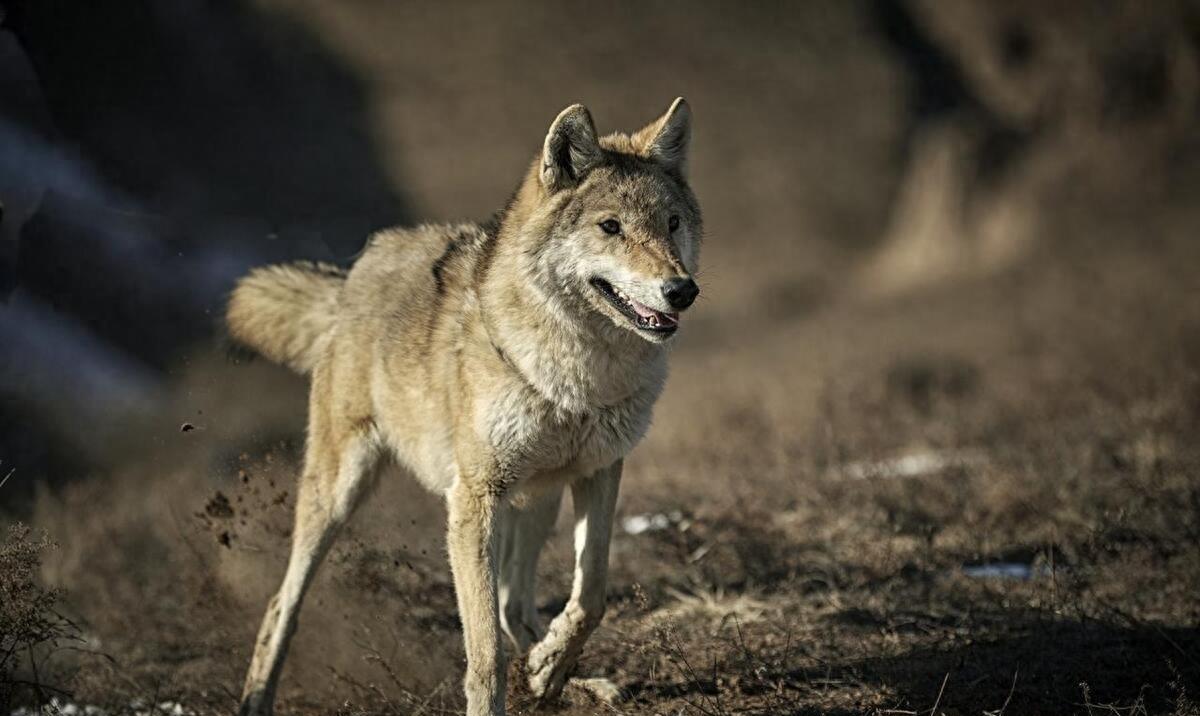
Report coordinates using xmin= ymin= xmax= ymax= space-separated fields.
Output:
xmin=527 ymin=460 xmax=622 ymax=701
xmin=446 ymin=476 xmax=506 ymax=716
xmin=498 ymin=487 xmax=562 ymax=653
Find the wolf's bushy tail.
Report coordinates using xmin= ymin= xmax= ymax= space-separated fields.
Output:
xmin=226 ymin=261 xmax=346 ymax=374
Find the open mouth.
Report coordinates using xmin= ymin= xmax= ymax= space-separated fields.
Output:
xmin=589 ymin=278 xmax=679 ymax=334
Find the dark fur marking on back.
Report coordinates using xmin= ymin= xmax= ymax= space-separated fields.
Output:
xmin=423 ymin=224 xmax=494 ymax=355
xmin=431 ymin=224 xmax=493 ymax=293
xmin=431 ymin=233 xmax=468 ymax=295
xmin=472 ymin=193 xmax=514 ymax=292
xmin=291 ymin=260 xmax=349 ymax=279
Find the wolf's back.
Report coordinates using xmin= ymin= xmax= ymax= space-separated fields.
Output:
xmin=226 ymin=261 xmax=346 ymax=374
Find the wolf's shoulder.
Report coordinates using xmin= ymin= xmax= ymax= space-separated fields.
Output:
xmin=348 ymin=222 xmax=485 ymax=280
xmin=360 ymin=222 xmax=487 ymax=261
xmin=338 ymin=222 xmax=493 ymax=320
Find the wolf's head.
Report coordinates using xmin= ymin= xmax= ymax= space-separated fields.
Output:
xmin=503 ymin=99 xmax=702 ymax=344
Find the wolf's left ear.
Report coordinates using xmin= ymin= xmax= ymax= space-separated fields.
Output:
xmin=542 ymin=104 xmax=604 ymax=192
xmin=634 ymin=97 xmax=691 ymax=176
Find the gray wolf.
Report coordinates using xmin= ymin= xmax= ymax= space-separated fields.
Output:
xmin=227 ymin=98 xmax=701 ymax=716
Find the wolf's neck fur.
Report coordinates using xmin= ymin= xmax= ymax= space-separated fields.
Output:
xmin=476 ymin=172 xmax=667 ymax=415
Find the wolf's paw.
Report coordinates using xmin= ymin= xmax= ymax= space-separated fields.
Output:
xmin=526 ymin=636 xmax=571 ymax=701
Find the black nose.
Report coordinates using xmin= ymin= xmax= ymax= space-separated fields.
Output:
xmin=662 ymin=277 xmax=699 ymax=310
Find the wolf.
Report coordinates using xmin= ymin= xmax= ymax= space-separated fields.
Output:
xmin=226 ymin=98 xmax=701 ymax=716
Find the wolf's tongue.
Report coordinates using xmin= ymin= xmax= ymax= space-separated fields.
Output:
xmin=630 ymin=299 xmax=679 ymax=325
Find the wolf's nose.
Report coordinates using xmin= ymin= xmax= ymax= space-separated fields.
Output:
xmin=662 ymin=277 xmax=699 ymax=310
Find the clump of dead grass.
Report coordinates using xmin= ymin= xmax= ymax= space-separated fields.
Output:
xmin=0 ymin=523 xmax=82 ymax=711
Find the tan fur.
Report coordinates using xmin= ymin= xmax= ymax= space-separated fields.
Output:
xmin=226 ymin=261 xmax=347 ymax=373
xmin=231 ymin=99 xmax=702 ymax=716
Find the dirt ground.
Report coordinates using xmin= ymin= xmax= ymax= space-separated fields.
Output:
xmin=3 ymin=2 xmax=1199 ymax=715
xmin=11 ymin=202 xmax=1200 ymax=715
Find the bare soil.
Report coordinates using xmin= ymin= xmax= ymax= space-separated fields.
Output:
xmin=12 ymin=217 xmax=1199 ymax=715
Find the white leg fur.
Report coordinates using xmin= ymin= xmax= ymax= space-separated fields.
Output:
xmin=498 ymin=488 xmax=562 ymax=653
xmin=527 ymin=461 xmax=622 ymax=700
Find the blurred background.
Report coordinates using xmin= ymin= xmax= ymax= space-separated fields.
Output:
xmin=1 ymin=1 xmax=1198 ymax=714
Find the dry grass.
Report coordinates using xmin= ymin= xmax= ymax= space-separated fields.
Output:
xmin=4 ymin=217 xmax=1197 ymax=715
xmin=0 ymin=525 xmax=84 ymax=712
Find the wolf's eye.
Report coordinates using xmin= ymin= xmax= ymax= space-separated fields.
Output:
xmin=599 ymin=219 xmax=621 ymax=235
xmin=668 ymin=215 xmax=680 ymax=232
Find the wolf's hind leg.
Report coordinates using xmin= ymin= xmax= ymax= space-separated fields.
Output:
xmin=239 ymin=426 xmax=382 ymax=716
xmin=498 ymin=487 xmax=562 ymax=653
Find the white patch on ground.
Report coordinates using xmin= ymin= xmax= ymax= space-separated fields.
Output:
xmin=840 ymin=449 xmax=986 ymax=480
xmin=621 ymin=509 xmax=690 ymax=535
xmin=10 ymin=699 xmax=193 ymax=716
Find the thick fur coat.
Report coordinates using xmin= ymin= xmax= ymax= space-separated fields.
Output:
xmin=227 ymin=98 xmax=702 ymax=716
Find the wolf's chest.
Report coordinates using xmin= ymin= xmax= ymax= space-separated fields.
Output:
xmin=552 ymin=405 xmax=647 ymax=475
xmin=482 ymin=387 xmax=654 ymax=483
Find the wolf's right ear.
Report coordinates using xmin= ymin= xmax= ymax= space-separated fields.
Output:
xmin=541 ymin=104 xmax=603 ymax=192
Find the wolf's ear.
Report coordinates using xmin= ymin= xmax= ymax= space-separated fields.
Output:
xmin=634 ymin=97 xmax=691 ymax=176
xmin=541 ymin=104 xmax=603 ymax=192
